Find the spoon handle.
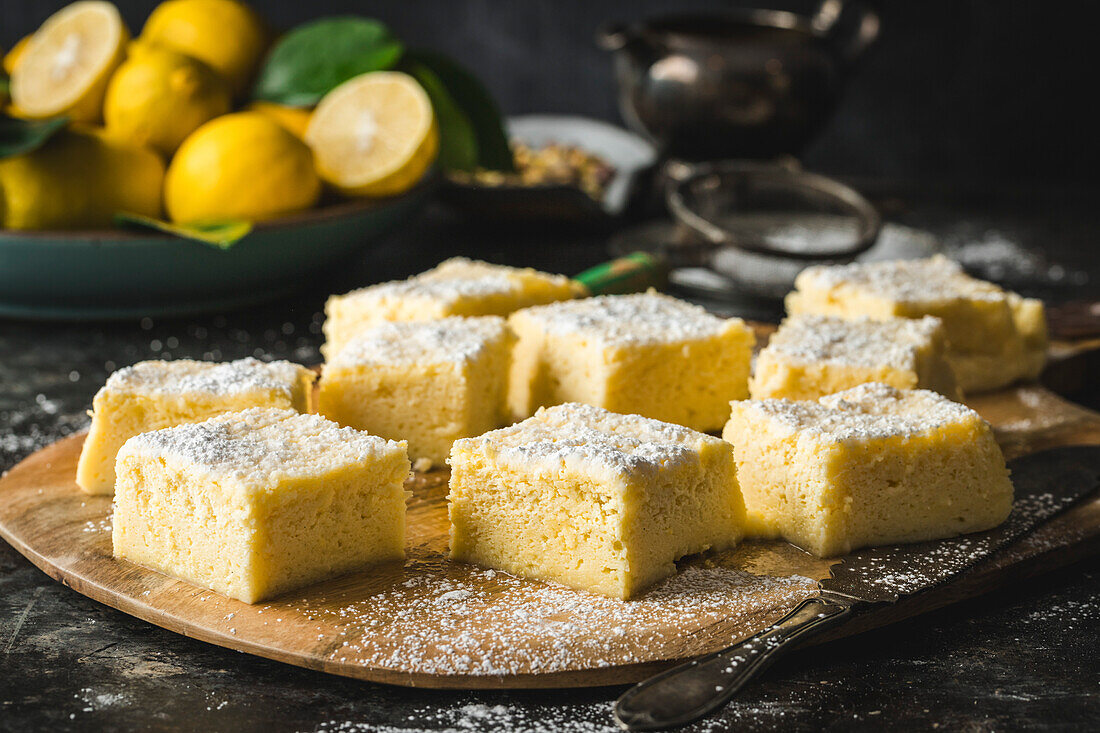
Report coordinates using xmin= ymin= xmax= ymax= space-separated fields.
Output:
xmin=614 ymin=592 xmax=858 ymax=731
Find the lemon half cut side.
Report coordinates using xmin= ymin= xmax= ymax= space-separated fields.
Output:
xmin=305 ymin=71 xmax=438 ymax=198
xmin=10 ymin=1 xmax=129 ymax=122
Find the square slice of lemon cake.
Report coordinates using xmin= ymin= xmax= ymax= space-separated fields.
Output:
xmin=113 ymin=408 xmax=410 ymax=604
xmin=784 ymin=256 xmax=1047 ymax=393
xmin=750 ymin=314 xmax=960 ymax=401
xmin=76 ymin=358 xmax=315 ymax=496
xmin=723 ymin=383 xmax=1013 ymax=557
xmin=448 ymin=402 xmax=746 ymax=599
xmin=323 ymin=257 xmax=584 ymax=359
xmin=319 ymin=316 xmax=514 ymax=467
xmin=507 ymin=292 xmax=755 ymax=431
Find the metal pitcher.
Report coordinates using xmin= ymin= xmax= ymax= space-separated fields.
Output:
xmin=597 ymin=1 xmax=879 ymax=160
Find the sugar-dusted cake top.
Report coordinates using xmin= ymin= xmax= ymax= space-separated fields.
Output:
xmin=736 ymin=383 xmax=979 ymax=443
xmin=120 ymin=408 xmax=407 ymax=485
xmin=104 ymin=358 xmax=310 ymax=398
xmin=766 ymin=314 xmax=944 ymax=369
xmin=794 ymin=256 xmax=1006 ymax=304
xmin=513 ymin=292 xmax=739 ymax=346
xmin=455 ymin=402 xmax=721 ymax=483
xmin=335 ymin=257 xmax=580 ymax=309
xmin=329 ymin=316 xmax=509 ymax=368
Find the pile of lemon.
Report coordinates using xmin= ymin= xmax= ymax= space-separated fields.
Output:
xmin=1 ymin=0 xmax=437 ymax=230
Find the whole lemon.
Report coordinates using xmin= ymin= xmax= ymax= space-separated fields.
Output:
xmin=165 ymin=111 xmax=321 ymax=223
xmin=104 ymin=42 xmax=231 ymax=155
xmin=248 ymin=101 xmax=312 ymax=140
xmin=140 ymin=0 xmax=267 ymax=95
xmin=0 ymin=127 xmax=164 ymax=229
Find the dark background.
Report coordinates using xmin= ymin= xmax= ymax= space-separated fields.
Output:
xmin=4 ymin=4 xmax=1100 ymax=731
xmin=3 ymin=0 xmax=1095 ymax=186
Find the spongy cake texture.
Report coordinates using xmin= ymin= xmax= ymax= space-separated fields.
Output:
xmin=319 ymin=316 xmax=514 ymax=466
xmin=785 ymin=256 xmax=1046 ymax=392
xmin=723 ymin=383 xmax=1013 ymax=557
xmin=323 ymin=258 xmax=583 ymax=359
xmin=448 ymin=402 xmax=746 ymax=599
xmin=76 ymin=358 xmax=315 ymax=495
xmin=112 ymin=408 xmax=410 ymax=603
xmin=507 ymin=292 xmax=755 ymax=431
xmin=750 ymin=314 xmax=960 ymax=400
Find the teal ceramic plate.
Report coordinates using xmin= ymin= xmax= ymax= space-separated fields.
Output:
xmin=0 ymin=181 xmax=432 ymax=321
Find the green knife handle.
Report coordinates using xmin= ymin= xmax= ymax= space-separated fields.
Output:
xmin=573 ymin=252 xmax=669 ymax=296
xmin=614 ymin=592 xmax=858 ymax=731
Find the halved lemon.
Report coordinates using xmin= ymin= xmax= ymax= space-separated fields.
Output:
xmin=304 ymin=71 xmax=438 ymax=197
xmin=10 ymin=2 xmax=129 ymax=122
xmin=2 ymin=34 xmax=33 ymax=75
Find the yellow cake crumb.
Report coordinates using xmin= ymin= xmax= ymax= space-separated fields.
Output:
xmin=112 ymin=407 xmax=410 ymax=604
xmin=785 ymin=256 xmax=1047 ymax=392
xmin=723 ymin=383 xmax=1014 ymax=557
xmin=323 ymin=257 xmax=583 ymax=359
xmin=448 ymin=402 xmax=746 ymax=599
xmin=319 ymin=316 xmax=514 ymax=466
xmin=750 ymin=314 xmax=960 ymax=401
xmin=76 ymin=358 xmax=315 ymax=495
xmin=507 ymin=292 xmax=754 ymax=431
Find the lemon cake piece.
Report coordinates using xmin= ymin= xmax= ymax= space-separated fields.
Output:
xmin=723 ymin=383 xmax=1013 ymax=557
xmin=113 ymin=408 xmax=410 ymax=604
xmin=507 ymin=292 xmax=755 ymax=431
xmin=785 ymin=256 xmax=1047 ymax=393
xmin=76 ymin=358 xmax=315 ymax=496
xmin=323 ymin=257 xmax=584 ymax=359
xmin=449 ymin=403 xmax=746 ymax=599
xmin=319 ymin=316 xmax=514 ymax=467
xmin=750 ymin=314 xmax=961 ymax=401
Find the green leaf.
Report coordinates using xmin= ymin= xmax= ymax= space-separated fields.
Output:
xmin=401 ymin=51 xmax=514 ymax=172
xmin=253 ymin=17 xmax=404 ymax=107
xmin=0 ymin=114 xmax=68 ymax=159
xmin=0 ymin=73 xmax=9 ymax=97
xmin=404 ymin=61 xmax=478 ymax=171
xmin=114 ymin=212 xmax=253 ymax=249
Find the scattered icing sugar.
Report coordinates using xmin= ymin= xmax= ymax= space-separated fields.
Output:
xmin=82 ymin=515 xmax=112 ymax=533
xmin=121 ymin=408 xmax=407 ymax=484
xmin=795 ymin=255 xmax=1007 ymax=303
xmin=104 ymin=357 xmax=308 ymax=399
xmin=329 ymin=317 xmax=509 ymax=368
xmin=515 ymin=292 xmax=740 ymax=347
xmin=944 ymin=227 xmax=1090 ymax=286
xmin=302 ymin=564 xmax=817 ymax=677
xmin=454 ymin=403 xmax=716 ymax=480
xmin=738 ymin=383 xmax=980 ymax=442
xmin=764 ymin=314 xmax=944 ymax=370
xmin=828 ymin=489 xmax=1084 ymax=602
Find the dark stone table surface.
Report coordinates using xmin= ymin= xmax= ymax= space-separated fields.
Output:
xmin=3 ymin=185 xmax=1100 ymax=732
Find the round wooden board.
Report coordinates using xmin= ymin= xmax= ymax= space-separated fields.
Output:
xmin=2 ymin=381 xmax=1100 ymax=689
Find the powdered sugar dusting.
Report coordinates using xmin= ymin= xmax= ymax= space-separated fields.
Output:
xmin=304 ymin=564 xmax=816 ymax=677
xmin=455 ymin=403 xmax=720 ymax=481
xmin=104 ymin=357 xmax=309 ymax=399
xmin=795 ymin=255 xmax=1006 ymax=303
xmin=337 ymin=257 xmax=577 ymax=309
xmin=329 ymin=317 xmax=509 ymax=368
xmin=738 ymin=383 xmax=980 ymax=443
xmin=516 ymin=292 xmax=741 ymax=347
xmin=121 ymin=408 xmax=408 ymax=484
xmin=765 ymin=314 xmax=944 ymax=370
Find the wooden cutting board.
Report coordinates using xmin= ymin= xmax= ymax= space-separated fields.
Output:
xmin=2 ymin=336 xmax=1100 ymax=689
